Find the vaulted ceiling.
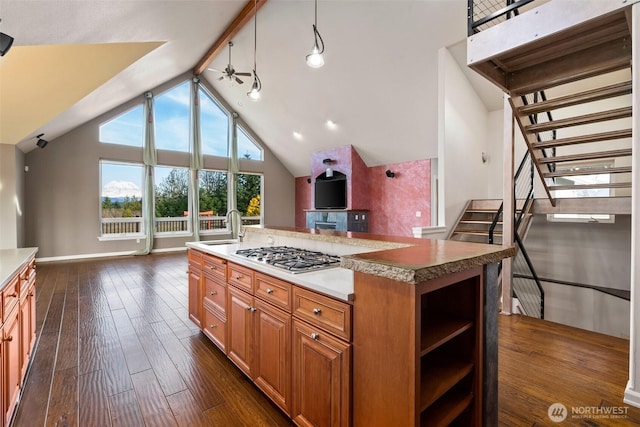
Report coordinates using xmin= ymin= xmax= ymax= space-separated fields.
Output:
xmin=0 ymin=0 xmax=479 ymax=177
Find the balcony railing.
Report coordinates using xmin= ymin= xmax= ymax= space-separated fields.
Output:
xmin=101 ymin=215 xmax=261 ymax=236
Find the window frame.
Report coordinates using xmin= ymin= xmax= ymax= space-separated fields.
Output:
xmin=98 ymin=160 xmax=146 ymax=241
xmin=546 ymin=160 xmax=616 ymax=224
xmin=198 ymin=169 xmax=231 ymax=235
xmin=98 ymin=104 xmax=145 ymax=148
xmin=153 ymin=81 xmax=192 ymax=154
xmin=236 ymin=171 xmax=264 ymax=227
xmin=153 ymin=165 xmax=193 ymax=237
xmin=236 ymin=124 xmax=264 ymax=162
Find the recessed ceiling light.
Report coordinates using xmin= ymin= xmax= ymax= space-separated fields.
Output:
xmin=326 ymin=120 xmax=337 ymax=129
xmin=293 ymin=131 xmax=303 ymax=140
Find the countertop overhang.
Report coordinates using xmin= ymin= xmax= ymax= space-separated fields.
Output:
xmin=188 ymin=226 xmax=516 ymax=299
xmin=0 ymin=248 xmax=39 ymax=289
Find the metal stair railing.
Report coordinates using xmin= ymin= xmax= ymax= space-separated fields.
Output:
xmin=468 ymin=0 xmax=538 ymax=35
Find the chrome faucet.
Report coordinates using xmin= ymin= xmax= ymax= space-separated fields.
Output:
xmin=226 ymin=209 xmax=244 ymax=241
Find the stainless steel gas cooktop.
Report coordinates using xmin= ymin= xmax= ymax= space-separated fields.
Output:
xmin=235 ymin=246 xmax=341 ymax=274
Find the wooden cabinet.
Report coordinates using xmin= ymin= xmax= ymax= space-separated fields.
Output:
xmin=227 ymin=284 xmax=255 ymax=376
xmin=2 ymin=305 xmax=19 ymax=427
xmin=188 ymin=250 xmax=353 ymax=424
xmin=353 ymin=267 xmax=483 ymax=427
xmin=227 ymin=265 xmax=292 ymax=414
xmin=292 ymin=319 xmax=351 ymax=427
xmin=0 ymin=252 xmax=37 ymax=427
xmin=188 ymin=249 xmax=203 ymax=328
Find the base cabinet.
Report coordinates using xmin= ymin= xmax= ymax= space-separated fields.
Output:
xmin=188 ymin=250 xmax=203 ymax=329
xmin=188 ymin=249 xmax=353 ymax=425
xmin=292 ymin=319 xmax=351 ymax=427
xmin=3 ymin=306 xmax=19 ymax=427
xmin=0 ymin=253 xmax=36 ymax=427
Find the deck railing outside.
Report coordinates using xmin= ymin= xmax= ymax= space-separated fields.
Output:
xmin=101 ymin=215 xmax=260 ymax=236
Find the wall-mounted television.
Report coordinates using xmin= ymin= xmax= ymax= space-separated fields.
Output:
xmin=315 ymin=177 xmax=347 ymax=209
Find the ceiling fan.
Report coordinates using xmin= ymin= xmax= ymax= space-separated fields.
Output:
xmin=207 ymin=41 xmax=252 ymax=84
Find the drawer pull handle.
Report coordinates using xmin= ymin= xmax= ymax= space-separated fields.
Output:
xmin=236 ymin=275 xmax=242 ymax=280
xmin=3 ymin=336 xmax=12 ymax=342
xmin=7 ymin=292 xmax=17 ymax=298
xmin=246 ymin=306 xmax=257 ymax=312
xmin=310 ymin=333 xmax=320 ymax=340
xmin=313 ymin=308 xmax=322 ymax=315
xmin=210 ymin=291 xmax=217 ymax=296
xmin=209 ymin=266 xmax=216 ymax=270
xmin=266 ymin=288 xmax=274 ymax=294
xmin=210 ymin=324 xmax=217 ymax=329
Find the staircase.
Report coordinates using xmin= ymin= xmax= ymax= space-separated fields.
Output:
xmin=467 ymin=0 xmax=633 ymax=208
xmin=463 ymin=0 xmax=637 ymax=318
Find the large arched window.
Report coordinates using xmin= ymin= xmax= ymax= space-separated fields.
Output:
xmin=201 ymin=87 xmax=229 ymax=157
xmin=99 ymin=105 xmax=144 ymax=147
xmin=154 ymin=81 xmax=190 ymax=153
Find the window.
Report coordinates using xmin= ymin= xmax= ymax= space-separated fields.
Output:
xmin=99 ymin=161 xmax=144 ymax=238
xmin=236 ymin=173 xmax=263 ymax=226
xmin=237 ymin=126 xmax=263 ymax=161
xmin=547 ymin=162 xmax=614 ymax=223
xmin=154 ymin=166 xmax=190 ymax=234
xmin=199 ymin=170 xmax=228 ymax=232
xmin=99 ymin=105 xmax=144 ymax=147
xmin=201 ymin=87 xmax=229 ymax=157
xmin=154 ymin=81 xmax=190 ymax=153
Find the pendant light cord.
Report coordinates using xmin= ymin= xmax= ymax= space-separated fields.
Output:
xmin=253 ymin=0 xmax=258 ymax=72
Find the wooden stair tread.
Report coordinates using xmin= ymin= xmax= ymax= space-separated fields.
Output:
xmin=518 ymin=81 xmax=632 ymax=115
xmin=538 ymin=149 xmax=632 ymax=164
xmin=459 ymin=220 xmax=502 ymax=225
xmin=532 ymin=129 xmax=631 ymax=149
xmin=544 ymin=166 xmax=631 ymax=179
xmin=526 ymin=107 xmax=631 ymax=133
xmin=549 ymin=182 xmax=632 ymax=191
xmin=454 ymin=229 xmax=503 ymax=236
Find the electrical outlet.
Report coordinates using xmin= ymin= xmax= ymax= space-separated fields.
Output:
xmin=415 ymin=211 xmax=421 ymax=218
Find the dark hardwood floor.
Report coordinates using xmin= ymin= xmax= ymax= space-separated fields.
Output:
xmin=11 ymin=252 xmax=640 ymax=426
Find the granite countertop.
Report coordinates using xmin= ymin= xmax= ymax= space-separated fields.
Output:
xmin=189 ymin=226 xmax=516 ymax=300
xmin=0 ymin=248 xmax=38 ymax=289
xmin=186 ymin=241 xmax=355 ymax=302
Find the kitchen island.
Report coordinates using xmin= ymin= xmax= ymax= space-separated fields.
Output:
xmin=187 ymin=227 xmax=514 ymax=426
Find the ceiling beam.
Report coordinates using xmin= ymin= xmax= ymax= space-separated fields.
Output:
xmin=193 ymin=0 xmax=268 ymax=76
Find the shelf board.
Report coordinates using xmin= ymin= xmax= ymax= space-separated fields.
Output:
xmin=420 ymin=390 xmax=473 ymax=427
xmin=421 ymin=318 xmax=473 ymax=356
xmin=420 ymin=360 xmax=474 ymax=410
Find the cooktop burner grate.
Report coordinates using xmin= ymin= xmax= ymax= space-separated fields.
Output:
xmin=235 ymin=246 xmax=341 ymax=273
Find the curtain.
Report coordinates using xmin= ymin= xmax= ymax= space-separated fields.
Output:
xmin=189 ymin=77 xmax=203 ymax=241
xmin=137 ymin=91 xmax=156 ymax=255
xmin=228 ymin=112 xmax=239 ymax=236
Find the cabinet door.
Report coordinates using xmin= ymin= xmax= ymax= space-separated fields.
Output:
xmin=227 ymin=286 xmax=254 ymax=377
xmin=292 ymin=319 xmax=351 ymax=427
xmin=19 ymin=296 xmax=29 ymax=382
xmin=4 ymin=306 xmax=20 ymax=427
xmin=203 ymin=305 xmax=227 ymax=353
xmin=254 ymin=299 xmax=291 ymax=415
xmin=188 ymin=268 xmax=202 ymax=328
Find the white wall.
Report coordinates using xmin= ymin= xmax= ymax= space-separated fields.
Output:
xmin=0 ymin=144 xmax=25 ymax=249
xmin=543 ymin=281 xmax=630 ymax=338
xmin=437 ymin=47 xmax=492 ymax=237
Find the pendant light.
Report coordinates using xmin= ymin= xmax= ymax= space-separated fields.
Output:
xmin=247 ymin=0 xmax=262 ymax=101
xmin=306 ymin=0 xmax=325 ymax=68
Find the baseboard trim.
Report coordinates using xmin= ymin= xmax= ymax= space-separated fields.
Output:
xmin=36 ymin=247 xmax=186 ymax=263
xmin=624 ymin=382 xmax=640 ymax=408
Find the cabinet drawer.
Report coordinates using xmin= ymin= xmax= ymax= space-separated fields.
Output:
xmin=204 ymin=275 xmax=227 ymax=316
xmin=228 ymin=263 xmax=254 ymax=293
xmin=255 ymin=272 xmax=292 ymax=312
xmin=203 ymin=253 xmax=227 ymax=281
xmin=188 ymin=248 xmax=203 ymax=266
xmin=203 ymin=306 xmax=227 ymax=353
xmin=3 ymin=275 xmax=20 ymax=322
xmin=293 ymin=287 xmax=352 ymax=341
